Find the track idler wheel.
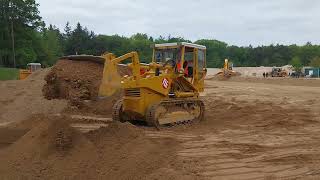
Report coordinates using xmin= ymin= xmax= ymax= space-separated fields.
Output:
xmin=145 ymin=103 xmax=165 ymax=130
xmin=112 ymin=100 xmax=126 ymax=123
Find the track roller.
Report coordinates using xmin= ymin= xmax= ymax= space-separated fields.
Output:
xmin=146 ymin=99 xmax=205 ymax=129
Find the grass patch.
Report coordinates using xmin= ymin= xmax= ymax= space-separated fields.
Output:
xmin=0 ymin=67 xmax=19 ymax=80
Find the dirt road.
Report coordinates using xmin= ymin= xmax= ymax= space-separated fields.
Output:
xmin=0 ymin=72 xmax=320 ymax=179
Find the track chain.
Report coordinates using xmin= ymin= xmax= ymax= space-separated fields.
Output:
xmin=146 ymin=98 xmax=205 ymax=130
xmin=112 ymin=100 xmax=125 ymax=122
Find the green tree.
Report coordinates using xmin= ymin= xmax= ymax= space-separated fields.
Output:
xmin=0 ymin=0 xmax=43 ymax=68
xmin=39 ymin=25 xmax=64 ymax=66
xmin=64 ymin=22 xmax=72 ymax=38
xmin=129 ymin=33 xmax=153 ymax=62
xmin=64 ymin=22 xmax=95 ymax=55
xmin=4 ymin=1 xmax=320 ymax=69
xmin=309 ymin=57 xmax=320 ymax=67
xmin=290 ymin=56 xmax=303 ymax=72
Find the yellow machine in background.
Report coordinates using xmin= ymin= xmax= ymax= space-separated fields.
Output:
xmin=19 ymin=63 xmax=42 ymax=80
xmin=270 ymin=67 xmax=288 ymax=77
xmin=216 ymin=59 xmax=238 ymax=77
xmin=99 ymin=42 xmax=207 ymax=128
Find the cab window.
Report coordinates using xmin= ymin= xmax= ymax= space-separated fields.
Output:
xmin=184 ymin=47 xmax=194 ymax=77
xmin=155 ymin=48 xmax=180 ymax=64
xmin=198 ymin=49 xmax=205 ymax=71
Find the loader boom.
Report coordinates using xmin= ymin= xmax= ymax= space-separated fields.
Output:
xmin=99 ymin=52 xmax=142 ymax=97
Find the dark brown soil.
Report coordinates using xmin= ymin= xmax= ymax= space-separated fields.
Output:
xmin=42 ymin=59 xmax=130 ymax=115
xmin=43 ymin=59 xmax=104 ymax=103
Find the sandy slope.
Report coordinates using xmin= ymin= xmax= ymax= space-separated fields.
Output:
xmin=0 ymin=69 xmax=67 ymax=124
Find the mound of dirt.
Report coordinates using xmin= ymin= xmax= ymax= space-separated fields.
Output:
xmin=0 ymin=115 xmax=181 ymax=180
xmin=0 ymin=115 xmax=98 ymax=179
xmin=85 ymin=121 xmax=143 ymax=145
xmin=3 ymin=116 xmax=88 ymax=154
xmin=0 ymin=69 xmax=67 ymax=124
xmin=43 ymin=60 xmax=104 ymax=102
xmin=42 ymin=59 xmax=130 ymax=115
xmin=209 ymin=71 xmax=242 ymax=81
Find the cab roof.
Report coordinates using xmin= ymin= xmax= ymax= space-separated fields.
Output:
xmin=154 ymin=42 xmax=206 ymax=50
xmin=27 ymin=63 xmax=41 ymax=66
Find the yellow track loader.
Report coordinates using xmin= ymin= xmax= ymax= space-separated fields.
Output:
xmin=99 ymin=42 xmax=207 ymax=128
xmin=216 ymin=59 xmax=238 ymax=77
xmin=270 ymin=67 xmax=288 ymax=77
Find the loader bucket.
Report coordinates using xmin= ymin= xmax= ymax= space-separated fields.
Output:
xmin=60 ymin=55 xmax=123 ymax=97
xmin=98 ymin=54 xmax=122 ymax=97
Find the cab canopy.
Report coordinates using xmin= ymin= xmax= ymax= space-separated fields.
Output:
xmin=27 ymin=63 xmax=42 ymax=72
xmin=154 ymin=42 xmax=206 ymax=50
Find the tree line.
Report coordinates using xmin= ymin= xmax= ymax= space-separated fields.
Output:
xmin=1 ymin=0 xmax=320 ymax=69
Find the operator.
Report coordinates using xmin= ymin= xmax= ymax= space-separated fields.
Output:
xmin=177 ymin=60 xmax=189 ymax=77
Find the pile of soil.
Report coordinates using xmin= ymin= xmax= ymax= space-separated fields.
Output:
xmin=0 ymin=115 xmax=180 ymax=180
xmin=86 ymin=121 xmax=143 ymax=144
xmin=42 ymin=59 xmax=130 ymax=115
xmin=0 ymin=116 xmax=96 ymax=179
xmin=0 ymin=69 xmax=67 ymax=124
xmin=208 ymin=71 xmax=241 ymax=81
xmin=43 ymin=60 xmax=104 ymax=101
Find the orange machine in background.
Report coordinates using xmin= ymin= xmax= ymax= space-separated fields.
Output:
xmin=19 ymin=63 xmax=42 ymax=80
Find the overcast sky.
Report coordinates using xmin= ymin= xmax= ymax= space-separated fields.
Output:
xmin=36 ymin=0 xmax=320 ymax=46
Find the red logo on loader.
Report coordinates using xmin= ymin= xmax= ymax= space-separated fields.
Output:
xmin=162 ymin=78 xmax=169 ymax=89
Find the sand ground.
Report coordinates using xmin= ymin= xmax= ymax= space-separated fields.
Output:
xmin=0 ymin=71 xmax=319 ymax=179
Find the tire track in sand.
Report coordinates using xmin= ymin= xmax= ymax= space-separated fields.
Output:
xmin=146 ymin=128 xmax=319 ymax=180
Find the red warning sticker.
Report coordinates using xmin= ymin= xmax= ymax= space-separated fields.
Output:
xmin=162 ymin=78 xmax=169 ymax=89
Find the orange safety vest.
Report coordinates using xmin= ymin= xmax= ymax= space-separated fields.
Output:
xmin=140 ymin=68 xmax=146 ymax=75
xmin=177 ymin=62 xmax=188 ymax=76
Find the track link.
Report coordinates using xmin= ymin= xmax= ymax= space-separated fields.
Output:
xmin=146 ymin=98 xmax=205 ymax=129
xmin=112 ymin=100 xmax=125 ymax=122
